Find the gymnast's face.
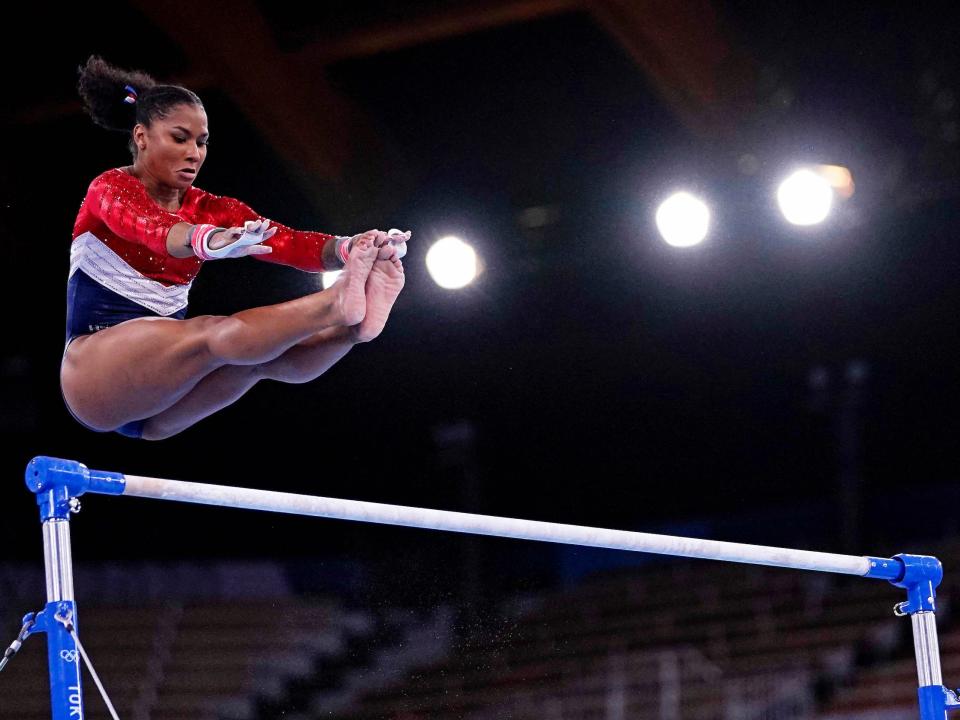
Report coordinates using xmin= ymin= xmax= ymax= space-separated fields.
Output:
xmin=134 ymin=103 xmax=209 ymax=190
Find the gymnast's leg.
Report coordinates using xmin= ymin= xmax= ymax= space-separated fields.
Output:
xmin=61 ymin=238 xmax=379 ymax=432
xmin=139 ymin=326 xmax=356 ymax=440
xmin=139 ymin=252 xmax=406 ymax=440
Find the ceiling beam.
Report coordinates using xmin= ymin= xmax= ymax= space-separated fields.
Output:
xmin=589 ymin=0 xmax=756 ymax=139
xmin=294 ymin=0 xmax=581 ymax=65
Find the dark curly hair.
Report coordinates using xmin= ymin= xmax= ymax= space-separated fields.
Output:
xmin=77 ymin=56 xmax=204 ymax=159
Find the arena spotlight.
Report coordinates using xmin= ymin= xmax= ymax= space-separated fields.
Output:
xmin=321 ymin=270 xmax=342 ymax=289
xmin=777 ymin=169 xmax=834 ymax=226
xmin=426 ymin=236 xmax=478 ymax=289
xmin=655 ymin=192 xmax=711 ymax=247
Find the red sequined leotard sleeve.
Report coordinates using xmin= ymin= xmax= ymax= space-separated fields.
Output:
xmin=70 ymin=168 xmax=336 ymax=316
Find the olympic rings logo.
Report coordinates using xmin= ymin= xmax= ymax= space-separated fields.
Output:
xmin=59 ymin=650 xmax=78 ymax=663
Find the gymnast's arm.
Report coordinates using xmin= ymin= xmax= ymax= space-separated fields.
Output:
xmin=210 ymin=197 xmax=410 ymax=268
xmin=206 ymin=195 xmax=353 ymax=272
xmin=84 ymin=171 xmax=197 ymax=258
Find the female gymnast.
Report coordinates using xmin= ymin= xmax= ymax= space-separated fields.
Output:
xmin=61 ymin=56 xmax=409 ymax=441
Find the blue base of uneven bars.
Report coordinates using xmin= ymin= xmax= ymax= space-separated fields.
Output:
xmin=24 ymin=602 xmax=83 ymax=720
xmin=920 ymin=685 xmax=960 ymax=719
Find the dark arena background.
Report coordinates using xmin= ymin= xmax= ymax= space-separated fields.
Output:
xmin=3 ymin=2 xmax=960 ymax=718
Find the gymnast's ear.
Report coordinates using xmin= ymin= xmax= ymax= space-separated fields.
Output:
xmin=132 ymin=123 xmax=148 ymax=152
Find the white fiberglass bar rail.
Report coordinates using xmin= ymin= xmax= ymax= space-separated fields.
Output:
xmin=121 ymin=474 xmax=874 ymax=577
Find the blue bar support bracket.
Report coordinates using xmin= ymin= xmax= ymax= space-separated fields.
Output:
xmin=24 ymin=602 xmax=83 ymax=720
xmin=25 ymin=456 xmax=125 ymax=521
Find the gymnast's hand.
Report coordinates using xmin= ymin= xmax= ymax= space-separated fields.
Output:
xmin=375 ymin=228 xmax=410 ymax=260
xmin=207 ymin=220 xmax=278 ymax=259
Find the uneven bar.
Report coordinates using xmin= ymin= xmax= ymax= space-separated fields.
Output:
xmin=121 ymin=474 xmax=876 ymax=576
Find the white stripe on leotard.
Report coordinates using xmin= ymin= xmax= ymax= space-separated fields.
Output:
xmin=69 ymin=232 xmax=191 ymax=316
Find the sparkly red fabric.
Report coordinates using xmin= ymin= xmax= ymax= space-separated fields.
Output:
xmin=72 ymin=168 xmax=335 ymax=286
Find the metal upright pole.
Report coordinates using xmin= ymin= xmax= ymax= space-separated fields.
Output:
xmin=40 ymin=517 xmax=84 ymax=720
xmin=913 ymin=612 xmax=946 ymax=717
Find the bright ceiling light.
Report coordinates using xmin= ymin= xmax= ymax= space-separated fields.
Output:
xmin=777 ymin=169 xmax=833 ymax=226
xmin=655 ymin=192 xmax=710 ymax=247
xmin=426 ymin=236 xmax=478 ymax=289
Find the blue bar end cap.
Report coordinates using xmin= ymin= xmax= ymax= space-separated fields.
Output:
xmin=888 ymin=554 xmax=943 ymax=614
xmin=25 ymin=456 xmax=125 ymax=521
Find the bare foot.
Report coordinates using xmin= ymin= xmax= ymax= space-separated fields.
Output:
xmin=331 ymin=235 xmax=377 ymax=326
xmin=356 ymin=251 xmax=405 ymax=342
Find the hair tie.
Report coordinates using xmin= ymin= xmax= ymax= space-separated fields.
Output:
xmin=123 ymin=85 xmax=138 ymax=105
